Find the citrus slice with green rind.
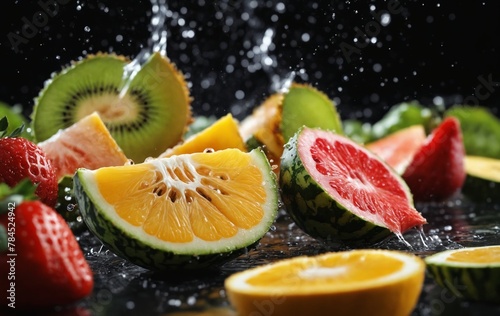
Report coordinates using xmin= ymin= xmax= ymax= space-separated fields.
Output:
xmin=279 ymin=127 xmax=426 ymax=247
xmin=225 ymin=249 xmax=425 ymax=316
xmin=462 ymin=156 xmax=500 ymax=203
xmin=73 ymin=148 xmax=278 ymax=270
xmin=425 ymin=245 xmax=500 ymax=303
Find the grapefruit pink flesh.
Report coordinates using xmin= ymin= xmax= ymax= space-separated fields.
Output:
xmin=366 ymin=125 xmax=426 ymax=174
xmin=299 ymin=129 xmax=426 ymax=233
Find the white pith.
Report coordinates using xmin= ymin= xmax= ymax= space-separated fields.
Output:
xmin=78 ymin=149 xmax=278 ymax=254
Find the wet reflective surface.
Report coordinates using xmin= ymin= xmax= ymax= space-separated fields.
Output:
xmin=62 ymin=195 xmax=500 ymax=316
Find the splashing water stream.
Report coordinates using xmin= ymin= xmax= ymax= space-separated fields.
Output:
xmin=119 ymin=0 xmax=169 ymax=98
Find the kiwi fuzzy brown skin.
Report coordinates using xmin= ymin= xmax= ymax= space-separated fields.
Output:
xmin=32 ymin=52 xmax=192 ymax=163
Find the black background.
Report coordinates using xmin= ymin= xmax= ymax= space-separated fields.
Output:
xmin=1 ymin=0 xmax=499 ymax=122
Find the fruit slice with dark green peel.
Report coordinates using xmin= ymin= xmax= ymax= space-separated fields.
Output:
xmin=73 ymin=148 xmax=278 ymax=270
xmin=445 ymin=106 xmax=500 ymax=158
xmin=425 ymin=245 xmax=500 ymax=303
xmin=279 ymin=127 xmax=426 ymax=247
xmin=32 ymin=52 xmax=191 ymax=163
xmin=462 ymin=156 xmax=500 ymax=203
xmin=280 ymin=83 xmax=342 ymax=142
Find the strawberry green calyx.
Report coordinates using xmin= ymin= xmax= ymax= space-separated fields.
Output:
xmin=0 ymin=116 xmax=25 ymax=138
xmin=0 ymin=180 xmax=38 ymax=252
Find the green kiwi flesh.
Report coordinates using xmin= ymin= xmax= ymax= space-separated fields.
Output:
xmin=32 ymin=52 xmax=191 ymax=163
xmin=280 ymin=84 xmax=343 ymax=142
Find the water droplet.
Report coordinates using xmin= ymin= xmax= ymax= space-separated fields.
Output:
xmin=84 ymin=26 xmax=91 ymax=32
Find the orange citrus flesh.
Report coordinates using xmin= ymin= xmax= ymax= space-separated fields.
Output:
xmin=225 ymin=250 xmax=425 ymax=316
xmin=93 ymin=149 xmax=266 ymax=243
xmin=160 ymin=113 xmax=247 ymax=157
xmin=446 ymin=246 xmax=500 ymax=264
xmin=38 ymin=112 xmax=129 ymax=179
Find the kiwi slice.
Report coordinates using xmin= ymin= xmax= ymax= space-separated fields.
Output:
xmin=32 ymin=52 xmax=191 ymax=163
xmin=280 ymin=83 xmax=343 ymax=142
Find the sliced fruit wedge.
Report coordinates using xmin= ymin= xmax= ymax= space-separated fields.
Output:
xmin=38 ymin=112 xmax=129 ymax=180
xmin=73 ymin=148 xmax=278 ymax=270
xmin=32 ymin=52 xmax=191 ymax=163
xmin=402 ymin=117 xmax=466 ymax=202
xmin=239 ymin=93 xmax=284 ymax=161
xmin=160 ymin=113 xmax=246 ymax=157
xmin=279 ymin=127 xmax=426 ymax=247
xmin=366 ymin=125 xmax=426 ymax=174
xmin=225 ymin=249 xmax=425 ymax=316
xmin=280 ymin=83 xmax=343 ymax=142
xmin=425 ymin=245 xmax=500 ymax=303
xmin=462 ymin=155 xmax=500 ymax=203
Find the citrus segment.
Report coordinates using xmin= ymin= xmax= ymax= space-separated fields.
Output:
xmin=225 ymin=250 xmax=425 ymax=316
xmin=425 ymin=246 xmax=500 ymax=303
xmin=38 ymin=112 xmax=129 ymax=179
xmin=73 ymin=148 xmax=278 ymax=270
xmin=160 ymin=113 xmax=247 ymax=157
xmin=280 ymin=127 xmax=426 ymax=246
xmin=366 ymin=125 xmax=426 ymax=174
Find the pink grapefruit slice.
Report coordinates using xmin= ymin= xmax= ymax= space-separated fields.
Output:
xmin=38 ymin=112 xmax=129 ymax=179
xmin=366 ymin=125 xmax=426 ymax=174
xmin=279 ymin=127 xmax=426 ymax=246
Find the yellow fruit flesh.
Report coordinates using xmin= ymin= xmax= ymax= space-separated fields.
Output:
xmin=94 ymin=150 xmax=266 ymax=243
xmin=239 ymin=93 xmax=284 ymax=159
xmin=447 ymin=246 xmax=500 ymax=263
xmin=465 ymin=156 xmax=500 ymax=182
xmin=246 ymin=252 xmax=404 ymax=289
xmin=225 ymin=250 xmax=425 ymax=316
xmin=161 ymin=113 xmax=247 ymax=157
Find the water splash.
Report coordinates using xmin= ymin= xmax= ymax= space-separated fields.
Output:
xmin=119 ymin=0 xmax=169 ymax=98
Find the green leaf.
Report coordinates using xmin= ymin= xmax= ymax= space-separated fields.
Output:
xmin=0 ymin=116 xmax=8 ymax=137
xmin=0 ymin=180 xmax=37 ymax=215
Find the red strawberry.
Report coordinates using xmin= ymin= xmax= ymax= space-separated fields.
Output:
xmin=402 ymin=116 xmax=466 ymax=202
xmin=0 ymin=118 xmax=58 ymax=206
xmin=0 ymin=198 xmax=94 ymax=309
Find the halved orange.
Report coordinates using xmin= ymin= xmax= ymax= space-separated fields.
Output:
xmin=38 ymin=112 xmax=129 ymax=179
xmin=225 ymin=249 xmax=425 ymax=316
xmin=73 ymin=148 xmax=279 ymax=270
xmin=160 ymin=113 xmax=247 ymax=157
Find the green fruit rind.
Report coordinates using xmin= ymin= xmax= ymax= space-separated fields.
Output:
xmin=279 ymin=128 xmax=392 ymax=247
xmin=445 ymin=106 xmax=500 ymax=159
xmin=462 ymin=156 xmax=500 ymax=203
xmin=280 ymin=84 xmax=343 ymax=143
xmin=73 ymin=148 xmax=279 ymax=270
xmin=425 ymin=247 xmax=500 ymax=303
